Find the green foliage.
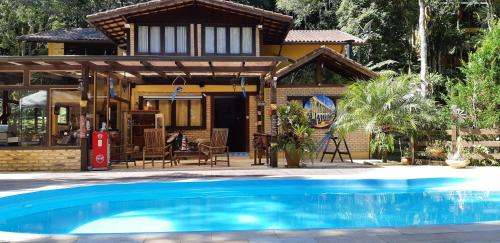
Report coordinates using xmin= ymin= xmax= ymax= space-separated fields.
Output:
xmin=336 ymin=74 xmax=438 ymax=162
xmin=278 ymin=62 xmax=354 ymax=85
xmin=276 ymin=0 xmax=340 ymax=29
xmin=276 ymin=102 xmax=316 ymax=159
xmin=446 ymin=21 xmax=500 ymax=128
xmin=336 ymin=0 xmax=418 ymax=72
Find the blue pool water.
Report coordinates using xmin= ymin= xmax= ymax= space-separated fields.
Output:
xmin=0 ymin=178 xmax=499 ymax=234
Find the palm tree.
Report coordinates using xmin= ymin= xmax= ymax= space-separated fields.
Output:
xmin=336 ymin=74 xmax=436 ymax=162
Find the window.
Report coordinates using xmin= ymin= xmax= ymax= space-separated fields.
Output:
xmin=51 ymin=90 xmax=80 ymax=146
xmin=204 ymin=27 xmax=215 ymax=54
xmin=216 ymin=27 xmax=227 ymax=54
xmin=31 ymin=72 xmax=79 ymax=86
xmin=57 ymin=106 xmax=69 ymax=125
xmin=165 ymin=27 xmax=176 ymax=53
xmin=230 ymin=27 xmax=240 ymax=54
xmin=0 ymin=72 xmax=23 ymax=86
xmin=150 ymin=26 xmax=161 ymax=54
xmin=0 ymin=90 xmax=48 ymax=147
xmin=142 ymin=97 xmax=205 ymax=128
xmin=204 ymin=26 xmax=253 ymax=55
xmin=176 ymin=26 xmax=187 ymax=53
xmin=137 ymin=25 xmax=189 ymax=55
xmin=242 ymin=27 xmax=253 ymax=54
xmin=138 ymin=26 xmax=149 ymax=53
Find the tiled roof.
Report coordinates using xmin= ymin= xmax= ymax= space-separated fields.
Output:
xmin=284 ymin=30 xmax=365 ymax=45
xmin=274 ymin=46 xmax=377 ymax=80
xmin=17 ymin=28 xmax=113 ymax=44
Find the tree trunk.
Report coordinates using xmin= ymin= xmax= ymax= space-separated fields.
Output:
xmin=418 ymin=0 xmax=428 ymax=97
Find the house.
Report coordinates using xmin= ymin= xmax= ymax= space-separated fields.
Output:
xmin=0 ymin=0 xmax=376 ymax=171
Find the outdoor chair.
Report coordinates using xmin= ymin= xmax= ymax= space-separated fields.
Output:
xmin=143 ymin=128 xmax=173 ymax=168
xmin=253 ymin=133 xmax=271 ymax=165
xmin=199 ymin=128 xmax=230 ymax=167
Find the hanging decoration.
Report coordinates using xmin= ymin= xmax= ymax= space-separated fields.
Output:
xmin=171 ymin=76 xmax=187 ymax=103
xmin=304 ymin=95 xmax=336 ymax=128
xmin=240 ymin=77 xmax=247 ymax=98
xmin=109 ymin=79 xmax=116 ymax=98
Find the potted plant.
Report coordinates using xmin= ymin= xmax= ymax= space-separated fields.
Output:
xmin=425 ymin=140 xmax=446 ymax=158
xmin=277 ymin=102 xmax=316 ymax=168
xmin=400 ymin=147 xmax=412 ymax=165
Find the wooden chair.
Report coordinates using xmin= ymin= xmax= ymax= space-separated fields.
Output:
xmin=143 ymin=128 xmax=173 ymax=168
xmin=253 ymin=133 xmax=271 ymax=165
xmin=199 ymin=128 xmax=230 ymax=167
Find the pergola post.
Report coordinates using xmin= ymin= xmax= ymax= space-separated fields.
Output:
xmin=80 ymin=65 xmax=90 ymax=171
xmin=270 ymin=76 xmax=278 ymax=168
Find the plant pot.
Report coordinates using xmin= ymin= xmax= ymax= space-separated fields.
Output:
xmin=426 ymin=148 xmax=445 ymax=158
xmin=445 ymin=159 xmax=470 ymax=169
xmin=401 ymin=157 xmax=412 ymax=165
xmin=284 ymin=151 xmax=301 ymax=168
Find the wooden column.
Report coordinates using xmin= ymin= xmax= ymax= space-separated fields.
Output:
xmin=106 ymin=73 xmax=110 ymax=130
xmin=270 ymin=76 xmax=278 ymax=168
xmin=80 ymin=65 xmax=90 ymax=171
xmin=257 ymin=75 xmax=265 ymax=133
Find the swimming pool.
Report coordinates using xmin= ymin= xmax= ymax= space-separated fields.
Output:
xmin=0 ymin=178 xmax=498 ymax=234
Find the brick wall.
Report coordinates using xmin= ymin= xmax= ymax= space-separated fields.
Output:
xmin=264 ymin=86 xmax=370 ymax=159
xmin=182 ymin=96 xmax=212 ymax=142
xmin=0 ymin=149 xmax=81 ymax=171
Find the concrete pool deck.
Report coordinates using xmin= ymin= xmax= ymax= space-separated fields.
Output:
xmin=0 ymin=165 xmax=499 ymax=242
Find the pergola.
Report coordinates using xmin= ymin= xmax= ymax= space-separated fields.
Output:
xmin=0 ymin=55 xmax=285 ymax=169
xmin=0 ymin=55 xmax=285 ymax=82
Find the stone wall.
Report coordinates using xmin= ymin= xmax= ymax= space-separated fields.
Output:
xmin=0 ymin=149 xmax=81 ymax=171
xmin=264 ymin=85 xmax=370 ymax=159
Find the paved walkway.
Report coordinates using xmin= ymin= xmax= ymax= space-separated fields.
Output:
xmin=0 ymin=166 xmax=500 ymax=242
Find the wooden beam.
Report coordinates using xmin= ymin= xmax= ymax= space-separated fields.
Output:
xmin=175 ymin=61 xmax=192 ymax=79
xmin=80 ymin=65 xmax=90 ymax=171
xmin=140 ymin=60 xmax=168 ymax=78
xmin=208 ymin=61 xmax=216 ymax=78
xmin=104 ymin=61 xmax=143 ymax=80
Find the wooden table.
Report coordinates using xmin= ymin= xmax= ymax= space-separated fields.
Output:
xmin=173 ymin=150 xmax=208 ymax=166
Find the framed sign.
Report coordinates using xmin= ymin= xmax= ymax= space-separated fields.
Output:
xmin=304 ymin=95 xmax=336 ymax=128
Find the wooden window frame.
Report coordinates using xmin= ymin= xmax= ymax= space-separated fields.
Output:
xmin=202 ymin=25 xmax=255 ymax=56
xmin=135 ymin=24 xmax=190 ymax=56
xmin=143 ymin=97 xmax=206 ymax=130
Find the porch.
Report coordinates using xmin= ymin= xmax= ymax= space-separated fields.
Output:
xmin=0 ymin=55 xmax=283 ymax=171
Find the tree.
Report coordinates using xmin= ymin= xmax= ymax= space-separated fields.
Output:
xmin=336 ymin=74 xmax=436 ymax=162
xmin=276 ymin=0 xmax=340 ymax=29
xmin=336 ymin=0 xmax=418 ymax=72
xmin=418 ymin=0 xmax=428 ymax=96
xmin=447 ymin=21 xmax=500 ymax=128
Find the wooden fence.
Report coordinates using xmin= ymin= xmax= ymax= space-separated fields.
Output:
xmin=447 ymin=126 xmax=500 ymax=160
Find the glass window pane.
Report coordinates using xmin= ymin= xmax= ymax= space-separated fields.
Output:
xmin=165 ymin=26 xmax=176 ymax=53
xmin=0 ymin=90 xmax=50 ymax=147
xmin=51 ymin=90 xmax=80 ymax=146
xmin=138 ymin=26 xmax=149 ymax=53
xmin=190 ymin=100 xmax=202 ymax=126
xmin=216 ymin=27 xmax=226 ymax=54
xmin=0 ymin=72 xmax=23 ymax=85
xmin=31 ymin=72 xmax=79 ymax=85
xmin=242 ymin=27 xmax=253 ymax=54
xmin=175 ymin=100 xmax=189 ymax=126
xmin=205 ymin=27 xmax=215 ymax=54
xmin=230 ymin=27 xmax=240 ymax=54
xmin=158 ymin=100 xmax=172 ymax=126
xmin=150 ymin=26 xmax=161 ymax=54
xmin=177 ymin=26 xmax=187 ymax=53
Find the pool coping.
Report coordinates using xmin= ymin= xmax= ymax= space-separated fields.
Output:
xmin=1 ymin=221 xmax=500 ymax=242
xmin=1 ymin=166 xmax=500 ymax=242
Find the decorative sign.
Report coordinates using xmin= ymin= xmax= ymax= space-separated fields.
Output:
xmin=304 ymin=95 xmax=336 ymax=128
xmin=271 ymin=114 xmax=278 ymax=136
